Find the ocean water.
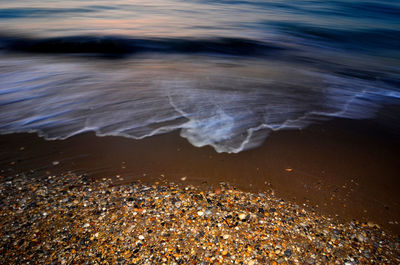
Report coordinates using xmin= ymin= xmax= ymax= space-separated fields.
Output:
xmin=0 ymin=0 xmax=399 ymax=153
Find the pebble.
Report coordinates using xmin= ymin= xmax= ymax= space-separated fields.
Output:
xmin=0 ymin=173 xmax=399 ymax=264
xmin=276 ymin=257 xmax=285 ymax=263
xmin=248 ymin=260 xmax=256 ymax=265
xmin=238 ymin=213 xmax=247 ymax=220
xmin=356 ymin=233 xmax=366 ymax=243
xmin=284 ymin=249 xmax=292 ymax=257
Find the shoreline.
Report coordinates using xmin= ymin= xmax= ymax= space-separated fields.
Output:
xmin=0 ymin=118 xmax=399 ymax=234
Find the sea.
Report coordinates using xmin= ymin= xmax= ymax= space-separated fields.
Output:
xmin=0 ymin=0 xmax=399 ymax=153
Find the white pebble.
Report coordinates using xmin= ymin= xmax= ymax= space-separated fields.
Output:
xmin=239 ymin=213 xmax=246 ymax=220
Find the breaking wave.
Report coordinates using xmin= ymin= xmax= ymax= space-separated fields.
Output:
xmin=0 ymin=35 xmax=285 ymax=58
xmin=0 ymin=51 xmax=398 ymax=153
xmin=1 ymin=0 xmax=399 ymax=153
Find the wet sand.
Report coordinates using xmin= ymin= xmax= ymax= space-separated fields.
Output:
xmin=0 ymin=118 xmax=399 ymax=235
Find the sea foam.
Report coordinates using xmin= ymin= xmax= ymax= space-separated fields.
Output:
xmin=0 ymin=53 xmax=398 ymax=153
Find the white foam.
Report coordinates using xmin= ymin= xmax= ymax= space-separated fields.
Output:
xmin=0 ymin=55 xmax=399 ymax=153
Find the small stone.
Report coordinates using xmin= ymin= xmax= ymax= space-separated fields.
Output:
xmin=305 ymin=258 xmax=315 ymax=264
xmin=356 ymin=234 xmax=366 ymax=243
xmin=197 ymin=211 xmax=204 ymax=216
xmin=223 ymin=234 xmax=230 ymax=239
xmin=52 ymin=161 xmax=60 ymax=166
xmin=277 ymin=258 xmax=285 ymax=264
xmin=284 ymin=249 xmax=292 ymax=257
xmin=367 ymin=221 xmax=378 ymax=228
xmin=181 ymin=176 xmax=187 ymax=181
xmin=138 ymin=235 xmax=144 ymax=240
xmin=238 ymin=213 xmax=246 ymax=220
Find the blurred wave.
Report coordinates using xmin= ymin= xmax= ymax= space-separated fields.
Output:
xmin=0 ymin=0 xmax=399 ymax=152
xmin=0 ymin=8 xmax=101 ymax=19
xmin=0 ymin=54 xmax=398 ymax=153
xmin=271 ymin=23 xmax=400 ymax=53
xmin=0 ymin=35 xmax=285 ymax=57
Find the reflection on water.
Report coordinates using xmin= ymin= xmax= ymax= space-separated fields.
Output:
xmin=0 ymin=0 xmax=399 ymax=152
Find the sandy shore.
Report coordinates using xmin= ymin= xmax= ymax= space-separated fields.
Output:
xmin=0 ymin=118 xmax=399 ymax=235
xmin=1 ymin=173 xmax=399 ymax=264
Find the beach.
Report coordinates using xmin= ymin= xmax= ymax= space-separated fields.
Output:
xmin=1 ymin=117 xmax=399 ymax=236
xmin=1 ymin=0 xmax=400 ymax=263
xmin=1 ymin=164 xmax=399 ymax=264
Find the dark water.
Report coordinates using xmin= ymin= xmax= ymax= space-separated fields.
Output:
xmin=0 ymin=0 xmax=399 ymax=152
